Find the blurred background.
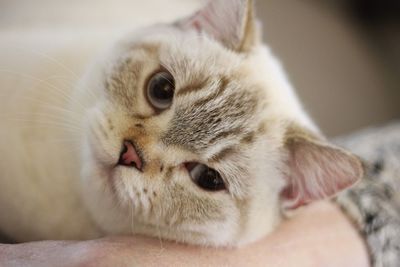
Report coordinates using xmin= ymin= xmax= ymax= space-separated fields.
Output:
xmin=0 ymin=0 xmax=399 ymax=137
xmin=257 ymin=0 xmax=400 ymax=136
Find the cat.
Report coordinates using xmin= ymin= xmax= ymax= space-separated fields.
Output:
xmin=1 ymin=0 xmax=396 ymax=265
xmin=70 ymin=0 xmax=364 ymax=246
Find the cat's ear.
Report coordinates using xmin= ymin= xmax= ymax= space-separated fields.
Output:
xmin=281 ymin=125 xmax=364 ymax=209
xmin=175 ymin=0 xmax=258 ymax=52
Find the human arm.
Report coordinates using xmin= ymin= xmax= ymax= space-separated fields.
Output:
xmin=0 ymin=201 xmax=370 ymax=267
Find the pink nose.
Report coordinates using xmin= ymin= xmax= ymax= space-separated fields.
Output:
xmin=118 ymin=141 xmax=143 ymax=171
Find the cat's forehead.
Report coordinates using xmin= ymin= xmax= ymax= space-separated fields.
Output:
xmin=159 ymin=34 xmax=264 ymax=152
xmin=159 ymin=33 xmax=243 ymax=85
xmin=118 ymin=27 xmax=245 ymax=81
xmin=109 ymin=29 xmax=267 ymax=159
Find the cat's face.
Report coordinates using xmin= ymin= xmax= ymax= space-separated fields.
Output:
xmin=76 ymin=0 xmax=363 ymax=246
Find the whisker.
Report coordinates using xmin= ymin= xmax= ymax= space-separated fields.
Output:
xmin=45 ymin=138 xmax=80 ymax=144
xmin=4 ymin=95 xmax=84 ymax=120
xmin=0 ymin=69 xmax=87 ymax=110
xmin=13 ymin=46 xmax=80 ymax=79
xmin=5 ymin=109 xmax=83 ymax=125
xmin=3 ymin=117 xmax=83 ymax=133
xmin=130 ymin=201 xmax=135 ymax=235
xmin=155 ymin=210 xmax=165 ymax=254
xmin=23 ymin=112 xmax=82 ymax=128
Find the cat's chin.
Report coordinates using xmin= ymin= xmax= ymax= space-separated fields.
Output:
xmin=128 ymin=220 xmax=244 ymax=247
xmin=81 ymin=166 xmax=243 ymax=246
xmin=81 ymin=141 xmax=276 ymax=247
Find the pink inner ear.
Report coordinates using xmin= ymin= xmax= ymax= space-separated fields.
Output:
xmin=175 ymin=0 xmax=247 ymax=50
xmin=187 ymin=8 xmax=222 ymax=39
xmin=187 ymin=11 xmax=205 ymax=32
xmin=282 ymin=138 xmax=363 ymax=209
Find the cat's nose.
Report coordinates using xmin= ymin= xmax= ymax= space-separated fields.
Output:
xmin=118 ymin=140 xmax=143 ymax=171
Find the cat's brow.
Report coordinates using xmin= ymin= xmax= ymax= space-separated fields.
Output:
xmin=130 ymin=43 xmax=160 ymax=55
xmin=175 ymin=76 xmax=229 ymax=101
xmin=176 ymin=78 xmax=210 ymax=97
xmin=210 ymin=146 xmax=237 ymax=162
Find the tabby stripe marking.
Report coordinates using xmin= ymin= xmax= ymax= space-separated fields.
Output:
xmin=209 ymin=127 xmax=243 ymax=144
xmin=191 ymin=76 xmax=229 ymax=108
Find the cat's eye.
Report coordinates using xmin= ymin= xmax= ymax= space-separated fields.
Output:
xmin=146 ymin=71 xmax=175 ymax=111
xmin=185 ymin=162 xmax=226 ymax=191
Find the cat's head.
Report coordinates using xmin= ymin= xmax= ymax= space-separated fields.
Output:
xmin=76 ymin=0 xmax=364 ymax=246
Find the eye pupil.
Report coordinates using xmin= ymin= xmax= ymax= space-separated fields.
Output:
xmin=150 ymin=77 xmax=173 ymax=100
xmin=186 ymin=163 xmax=226 ymax=191
xmin=147 ymin=71 xmax=175 ymax=111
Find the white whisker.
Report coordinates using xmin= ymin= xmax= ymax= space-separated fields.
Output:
xmin=3 ymin=94 xmax=83 ymax=120
xmin=14 ymin=46 xmax=80 ymax=79
xmin=2 ymin=117 xmax=83 ymax=134
xmin=130 ymin=201 xmax=135 ymax=235
xmin=0 ymin=69 xmax=87 ymax=110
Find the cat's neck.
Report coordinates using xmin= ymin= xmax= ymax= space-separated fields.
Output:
xmin=0 ymin=37 xmax=103 ymax=241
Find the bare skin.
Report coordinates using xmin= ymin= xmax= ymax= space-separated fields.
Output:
xmin=0 ymin=201 xmax=370 ymax=267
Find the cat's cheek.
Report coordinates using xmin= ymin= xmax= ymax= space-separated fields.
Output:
xmin=111 ymin=167 xmax=147 ymax=201
xmin=83 ymin=107 xmax=122 ymax=167
xmin=79 ymin=150 xmax=133 ymax=234
xmin=164 ymin=202 xmax=241 ymax=247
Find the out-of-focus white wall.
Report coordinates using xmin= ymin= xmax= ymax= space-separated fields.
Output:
xmin=0 ymin=0 xmax=200 ymax=31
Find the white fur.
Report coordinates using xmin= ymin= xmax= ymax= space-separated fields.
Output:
xmin=0 ymin=0 xmax=327 ymax=245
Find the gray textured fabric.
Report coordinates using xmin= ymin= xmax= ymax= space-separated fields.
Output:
xmin=335 ymin=120 xmax=400 ymax=169
xmin=335 ymin=121 xmax=400 ymax=267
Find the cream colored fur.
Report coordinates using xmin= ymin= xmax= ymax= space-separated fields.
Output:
xmin=0 ymin=0 xmax=360 ymax=246
xmin=0 ymin=0 xmax=200 ymax=242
